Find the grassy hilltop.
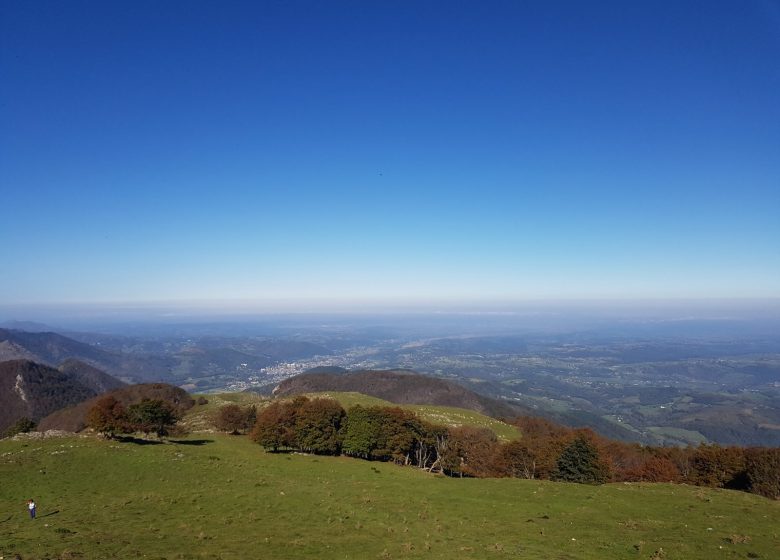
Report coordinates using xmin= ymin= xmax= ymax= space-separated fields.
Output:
xmin=181 ymin=391 xmax=521 ymax=441
xmin=299 ymin=391 xmax=522 ymax=441
xmin=1 ymin=433 xmax=778 ymax=560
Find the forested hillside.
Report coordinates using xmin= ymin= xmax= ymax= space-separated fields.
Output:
xmin=0 ymin=360 xmax=100 ymax=433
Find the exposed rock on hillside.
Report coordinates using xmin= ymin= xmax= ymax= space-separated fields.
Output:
xmin=0 ymin=360 xmax=97 ymax=433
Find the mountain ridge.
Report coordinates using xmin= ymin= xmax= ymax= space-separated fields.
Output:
xmin=273 ymin=369 xmax=526 ymax=419
xmin=0 ymin=359 xmax=103 ymax=432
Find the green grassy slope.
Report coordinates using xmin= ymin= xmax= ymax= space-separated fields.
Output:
xmin=1 ymin=435 xmax=778 ymax=560
xmin=184 ymin=391 xmax=521 ymax=441
xmin=302 ymin=391 xmax=521 ymax=441
xmin=180 ymin=392 xmax=267 ymax=432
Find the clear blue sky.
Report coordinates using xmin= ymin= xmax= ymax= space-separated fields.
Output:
xmin=1 ymin=1 xmax=779 ymax=307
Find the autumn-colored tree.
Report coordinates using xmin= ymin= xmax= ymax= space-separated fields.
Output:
xmin=86 ymin=395 xmax=127 ymax=438
xmin=499 ymin=440 xmax=539 ymax=479
xmin=596 ymin=440 xmax=641 ymax=482
xmin=377 ymin=407 xmax=428 ymax=465
xmin=294 ymin=398 xmax=345 ymax=454
xmin=250 ymin=396 xmax=308 ymax=451
xmin=238 ymin=395 xmax=777 ymax=499
xmin=665 ymin=445 xmax=695 ymax=481
xmin=445 ymin=426 xmax=501 ymax=478
xmin=552 ymin=434 xmax=609 ymax=484
xmin=689 ymin=444 xmax=746 ymax=488
xmin=745 ymin=447 xmax=780 ymax=499
xmin=215 ymin=403 xmax=256 ymax=434
xmin=508 ymin=416 xmax=575 ymax=479
xmin=624 ymin=452 xmax=682 ymax=483
xmin=644 ymin=455 xmax=682 ymax=483
xmin=510 ymin=416 xmax=571 ymax=441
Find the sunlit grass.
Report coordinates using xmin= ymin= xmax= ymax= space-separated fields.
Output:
xmin=1 ymin=434 xmax=778 ymax=560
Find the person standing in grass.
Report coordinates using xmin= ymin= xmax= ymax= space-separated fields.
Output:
xmin=27 ymin=498 xmax=36 ymax=519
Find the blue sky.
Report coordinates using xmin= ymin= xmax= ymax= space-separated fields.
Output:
xmin=1 ymin=1 xmax=779 ymax=307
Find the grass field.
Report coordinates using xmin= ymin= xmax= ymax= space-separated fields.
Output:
xmin=1 ymin=433 xmax=778 ymax=560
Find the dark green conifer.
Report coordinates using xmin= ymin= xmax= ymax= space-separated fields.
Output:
xmin=552 ymin=435 xmax=608 ymax=484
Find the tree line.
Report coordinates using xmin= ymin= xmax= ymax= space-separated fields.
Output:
xmin=89 ymin=394 xmax=780 ymax=500
xmin=239 ymin=396 xmax=780 ymax=499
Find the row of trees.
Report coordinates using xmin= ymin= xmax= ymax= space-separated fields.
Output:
xmin=87 ymin=395 xmax=182 ymax=438
xmin=242 ymin=396 xmax=780 ymax=498
xmin=248 ymin=397 xmax=612 ymax=483
xmin=88 ymin=392 xmax=778 ymax=499
xmin=507 ymin=415 xmax=780 ymax=498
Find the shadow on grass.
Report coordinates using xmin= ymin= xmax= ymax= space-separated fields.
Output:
xmin=114 ymin=436 xmax=164 ymax=445
xmin=39 ymin=510 xmax=59 ymax=518
xmin=110 ymin=436 xmax=214 ymax=446
xmin=170 ymin=439 xmax=214 ymax=446
xmin=0 ymin=515 xmax=11 ymax=523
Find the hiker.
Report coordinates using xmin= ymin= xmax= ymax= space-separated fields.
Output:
xmin=27 ymin=498 xmax=36 ymax=519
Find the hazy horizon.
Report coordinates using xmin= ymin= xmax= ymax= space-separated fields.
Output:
xmin=3 ymin=297 xmax=779 ymax=334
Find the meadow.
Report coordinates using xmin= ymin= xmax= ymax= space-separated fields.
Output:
xmin=1 ymin=433 xmax=778 ymax=560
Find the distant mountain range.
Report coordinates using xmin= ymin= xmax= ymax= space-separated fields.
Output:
xmin=0 ymin=328 xmax=113 ymax=366
xmin=0 ymin=320 xmax=57 ymax=332
xmin=0 ymin=359 xmax=125 ymax=433
xmin=0 ymin=327 xmax=166 ymax=382
xmin=0 ymin=328 xmax=331 ymax=389
xmin=57 ymin=358 xmax=128 ymax=394
xmin=5 ymin=324 xmax=775 ymax=446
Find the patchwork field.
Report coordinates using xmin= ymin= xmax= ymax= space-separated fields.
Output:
xmin=1 ymin=433 xmax=778 ymax=560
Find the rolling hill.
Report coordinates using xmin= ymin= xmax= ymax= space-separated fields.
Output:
xmin=0 ymin=358 xmax=126 ymax=433
xmin=273 ymin=369 xmax=527 ymax=419
xmin=57 ymin=358 xmax=127 ymax=395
